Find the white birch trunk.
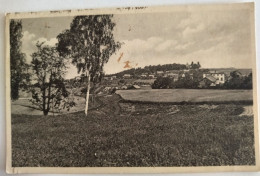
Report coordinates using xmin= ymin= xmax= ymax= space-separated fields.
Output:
xmin=85 ymin=70 xmax=91 ymax=116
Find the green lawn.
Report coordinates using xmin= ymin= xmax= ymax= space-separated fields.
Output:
xmin=116 ymin=89 xmax=253 ymax=103
xmin=11 ymin=95 xmax=255 ymax=167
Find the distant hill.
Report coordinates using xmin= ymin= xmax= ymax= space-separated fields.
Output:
xmin=206 ymin=68 xmax=252 ymax=76
xmin=108 ymin=63 xmax=187 ymax=77
xmin=108 ymin=63 xmax=252 ymax=78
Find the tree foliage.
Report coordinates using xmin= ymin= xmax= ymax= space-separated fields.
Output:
xmin=10 ymin=19 xmax=30 ymax=100
xmin=57 ymin=15 xmax=121 ymax=115
xmin=57 ymin=15 xmax=121 ymax=81
xmin=29 ymin=42 xmax=75 ymax=115
xmin=152 ymin=77 xmax=174 ymax=89
xmin=224 ymin=71 xmax=252 ymax=89
xmin=190 ymin=61 xmax=201 ymax=69
xmin=112 ymin=63 xmax=187 ymax=78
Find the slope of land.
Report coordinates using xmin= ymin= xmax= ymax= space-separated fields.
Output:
xmin=12 ymin=94 xmax=255 ymax=167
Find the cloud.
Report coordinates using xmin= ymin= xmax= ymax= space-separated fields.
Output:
xmin=21 ymin=31 xmax=37 ymax=63
xmin=174 ymin=42 xmax=193 ymax=50
xmin=20 ymin=9 xmax=252 ymax=77
xmin=36 ymin=37 xmax=58 ymax=47
xmin=104 ymin=37 xmax=181 ymax=74
xmin=155 ymin=40 xmax=177 ymax=52
xmin=182 ymin=23 xmax=205 ymax=38
xmin=21 ymin=31 xmax=58 ymax=63
xmin=22 ymin=31 xmax=36 ymax=41
xmin=105 ymin=10 xmax=252 ymax=75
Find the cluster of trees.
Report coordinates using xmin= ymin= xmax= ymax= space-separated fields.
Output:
xmin=151 ymin=69 xmax=205 ymax=89
xmin=189 ymin=61 xmax=201 ymax=69
xmin=10 ymin=15 xmax=121 ymax=116
xmin=152 ymin=70 xmax=253 ymax=90
xmin=112 ymin=63 xmax=187 ymax=78
xmin=224 ymin=71 xmax=252 ymax=89
xmin=112 ymin=61 xmax=201 ymax=78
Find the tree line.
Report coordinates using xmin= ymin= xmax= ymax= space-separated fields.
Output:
xmin=152 ymin=70 xmax=252 ymax=89
xmin=111 ymin=62 xmax=201 ymax=78
xmin=10 ymin=15 xmax=121 ymax=116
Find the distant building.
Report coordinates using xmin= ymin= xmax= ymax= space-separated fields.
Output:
xmin=165 ymin=72 xmax=178 ymax=77
xmin=104 ymin=86 xmax=112 ymax=91
xmin=171 ymin=75 xmax=177 ymax=82
xmin=199 ymin=75 xmax=217 ymax=88
xmin=123 ymin=74 xmax=132 ymax=79
xmin=203 ymin=70 xmax=225 ymax=84
xmin=132 ymin=85 xmax=141 ymax=89
xmin=104 ymin=76 xmax=110 ymax=80
xmin=189 ymin=73 xmax=194 ymax=80
xmin=163 ymin=70 xmax=180 ymax=81
xmin=140 ymin=74 xmax=147 ymax=78
xmin=134 ymin=79 xmax=154 ymax=86
xmin=148 ymin=74 xmax=155 ymax=79
xmin=166 ymin=70 xmax=179 ymax=74
xmin=156 ymin=71 xmax=164 ymax=76
xmin=121 ymin=85 xmax=128 ymax=90
xmin=104 ymin=76 xmax=116 ymax=81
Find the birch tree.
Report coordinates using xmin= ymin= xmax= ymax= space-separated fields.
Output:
xmin=57 ymin=15 xmax=121 ymax=116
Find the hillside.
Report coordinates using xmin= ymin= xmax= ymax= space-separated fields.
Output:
xmin=206 ymin=68 xmax=252 ymax=76
xmin=108 ymin=64 xmax=252 ymax=77
xmin=109 ymin=63 xmax=187 ymax=77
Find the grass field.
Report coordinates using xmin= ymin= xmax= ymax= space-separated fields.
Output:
xmin=11 ymin=94 xmax=255 ymax=167
xmin=116 ymin=89 xmax=253 ymax=103
xmin=11 ymin=95 xmax=101 ymax=115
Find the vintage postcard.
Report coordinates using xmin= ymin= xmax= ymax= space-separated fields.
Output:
xmin=5 ymin=2 xmax=259 ymax=174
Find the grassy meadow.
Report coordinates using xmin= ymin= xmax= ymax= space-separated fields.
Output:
xmin=116 ymin=89 xmax=253 ymax=104
xmin=11 ymin=94 xmax=255 ymax=167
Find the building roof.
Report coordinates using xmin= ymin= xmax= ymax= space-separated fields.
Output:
xmin=209 ymin=70 xmax=217 ymax=73
xmin=208 ymin=70 xmax=225 ymax=74
xmin=211 ymin=72 xmax=225 ymax=75
xmin=167 ymin=73 xmax=178 ymax=75
xmin=167 ymin=70 xmax=180 ymax=74
xmin=132 ymin=85 xmax=141 ymax=89
xmin=205 ymin=75 xmax=217 ymax=82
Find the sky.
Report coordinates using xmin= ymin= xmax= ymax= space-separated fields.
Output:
xmin=20 ymin=7 xmax=253 ymax=79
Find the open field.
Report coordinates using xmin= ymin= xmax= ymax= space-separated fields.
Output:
xmin=11 ymin=96 xmax=101 ymax=115
xmin=116 ymin=89 xmax=253 ymax=104
xmin=12 ymin=94 xmax=255 ymax=167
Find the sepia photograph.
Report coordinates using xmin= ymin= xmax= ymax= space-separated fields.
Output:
xmin=5 ymin=2 xmax=259 ymax=174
